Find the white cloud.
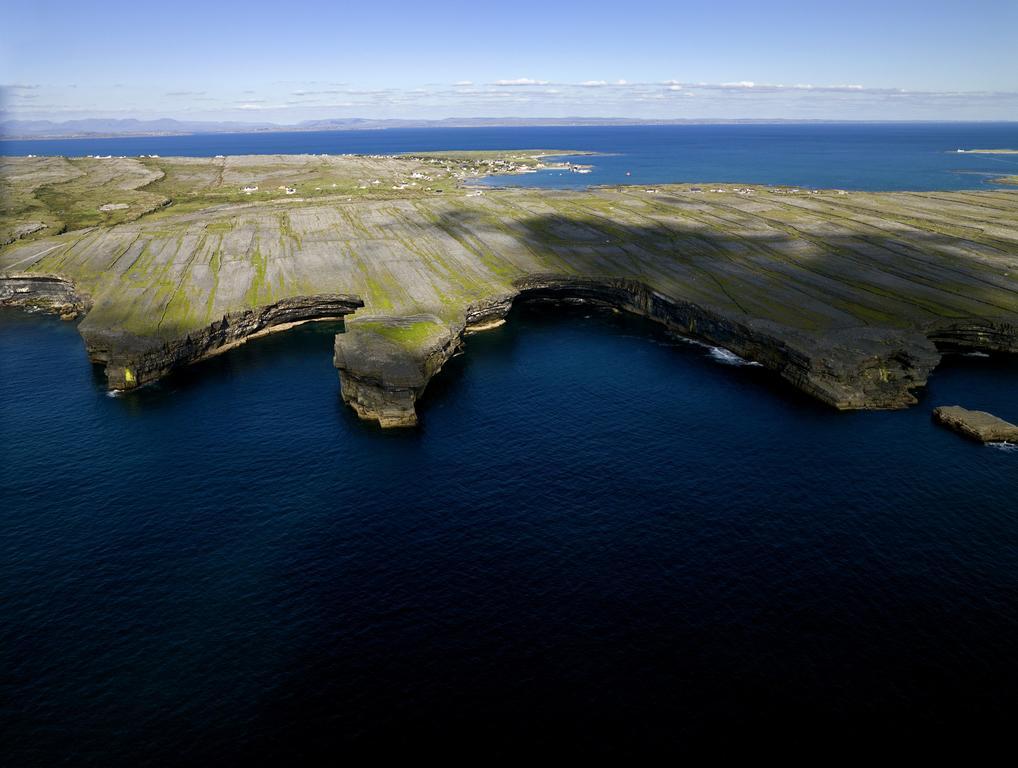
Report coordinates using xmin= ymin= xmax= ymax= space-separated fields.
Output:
xmin=6 ymin=77 xmax=1016 ymax=123
xmin=493 ymin=78 xmax=549 ymax=86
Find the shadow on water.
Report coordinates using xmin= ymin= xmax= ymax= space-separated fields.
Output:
xmin=79 ymin=299 xmax=825 ymax=429
xmin=73 ymin=298 xmax=1018 ymax=431
xmin=4 ymin=305 xmax=1018 ymax=764
xmin=98 ymin=320 xmax=348 ymax=405
xmin=417 ymin=298 xmax=834 ymax=425
xmin=919 ymin=350 xmax=1018 ymax=411
xmin=22 ymin=302 xmax=1018 ymax=434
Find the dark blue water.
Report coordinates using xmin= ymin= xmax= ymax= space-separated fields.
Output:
xmin=4 ymin=123 xmax=1018 ymax=190
xmin=2 ymin=304 xmax=1017 ymax=762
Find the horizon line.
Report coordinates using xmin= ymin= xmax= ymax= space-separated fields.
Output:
xmin=3 ymin=115 xmax=1018 ymax=142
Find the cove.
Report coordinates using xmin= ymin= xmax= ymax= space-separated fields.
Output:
xmin=2 ymin=304 xmax=1017 ymax=760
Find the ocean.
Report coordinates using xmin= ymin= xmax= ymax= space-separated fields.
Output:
xmin=2 ymin=124 xmax=1017 ymax=762
xmin=3 ymin=122 xmax=1018 ymax=191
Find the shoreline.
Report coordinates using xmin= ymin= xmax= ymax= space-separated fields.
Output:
xmin=3 ymin=152 xmax=1017 ymax=427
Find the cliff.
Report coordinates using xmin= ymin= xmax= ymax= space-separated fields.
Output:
xmin=3 ymin=153 xmax=1017 ymax=425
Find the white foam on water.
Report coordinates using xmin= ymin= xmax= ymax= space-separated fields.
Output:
xmin=988 ymin=441 xmax=1017 ymax=453
xmin=707 ymin=346 xmax=763 ymax=367
xmin=669 ymin=333 xmax=762 ymax=367
xmin=106 ymin=389 xmax=123 ymax=398
xmin=963 ymin=351 xmax=991 ymax=358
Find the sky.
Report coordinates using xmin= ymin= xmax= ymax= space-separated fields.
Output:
xmin=3 ymin=0 xmax=1017 ymax=123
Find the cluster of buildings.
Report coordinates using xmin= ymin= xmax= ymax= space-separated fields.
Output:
xmin=238 ymin=183 xmax=297 ymax=195
xmin=768 ymin=188 xmax=844 ymax=196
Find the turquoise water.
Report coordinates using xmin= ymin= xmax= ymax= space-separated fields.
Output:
xmin=2 ymin=124 xmax=1018 ymax=761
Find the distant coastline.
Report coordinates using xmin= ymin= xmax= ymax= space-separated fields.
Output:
xmin=4 ymin=116 xmax=1018 ymax=141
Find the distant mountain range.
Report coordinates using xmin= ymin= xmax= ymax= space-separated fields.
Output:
xmin=0 ymin=116 xmax=868 ymax=140
xmin=1 ymin=118 xmax=280 ymax=139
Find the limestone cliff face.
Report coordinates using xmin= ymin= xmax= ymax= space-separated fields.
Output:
xmin=3 ymin=155 xmax=1017 ymax=425
xmin=332 ymin=275 xmax=982 ymax=427
xmin=761 ymin=327 xmax=941 ymax=410
xmin=334 ymin=315 xmax=465 ymax=428
xmin=512 ymin=275 xmax=943 ymax=410
xmin=3 ymin=271 xmax=1012 ymax=429
xmin=928 ymin=321 xmax=1018 ymax=355
xmin=83 ymin=294 xmax=362 ymax=390
xmin=0 ymin=274 xmax=90 ymax=319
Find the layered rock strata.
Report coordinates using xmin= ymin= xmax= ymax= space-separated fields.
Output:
xmin=335 ymin=276 xmax=959 ymax=426
xmin=2 ymin=153 xmax=1017 ymax=425
xmin=85 ymin=294 xmax=364 ymax=390
xmin=0 ymin=274 xmax=90 ymax=319
xmin=933 ymin=406 xmax=1018 ymax=443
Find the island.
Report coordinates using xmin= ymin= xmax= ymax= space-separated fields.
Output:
xmin=956 ymin=149 xmax=1018 ymax=155
xmin=2 ymin=152 xmax=1017 ymax=426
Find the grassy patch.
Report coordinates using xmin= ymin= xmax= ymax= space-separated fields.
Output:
xmin=353 ymin=318 xmax=446 ymax=348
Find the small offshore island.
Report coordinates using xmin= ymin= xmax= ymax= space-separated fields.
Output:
xmin=2 ymin=150 xmax=1018 ymax=427
xmin=956 ymin=149 xmax=1018 ymax=186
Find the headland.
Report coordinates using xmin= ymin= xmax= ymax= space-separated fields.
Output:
xmin=3 ymin=151 xmax=1017 ymax=426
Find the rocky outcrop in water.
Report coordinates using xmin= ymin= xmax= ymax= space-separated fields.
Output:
xmin=334 ymin=314 xmax=463 ymax=428
xmin=933 ymin=406 xmax=1018 ymax=443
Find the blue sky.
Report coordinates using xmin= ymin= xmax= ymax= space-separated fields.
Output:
xmin=3 ymin=0 xmax=1017 ymax=122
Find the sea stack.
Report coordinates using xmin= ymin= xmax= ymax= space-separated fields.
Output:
xmin=933 ymin=406 xmax=1018 ymax=443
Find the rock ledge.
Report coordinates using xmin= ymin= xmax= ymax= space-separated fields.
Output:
xmin=933 ymin=405 xmax=1018 ymax=443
